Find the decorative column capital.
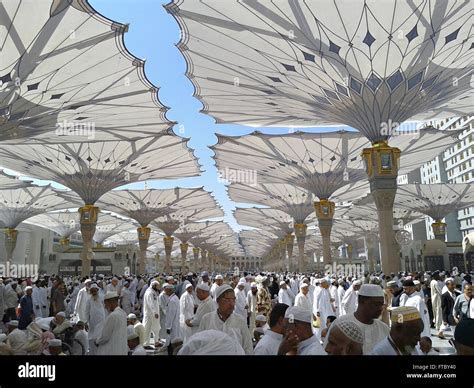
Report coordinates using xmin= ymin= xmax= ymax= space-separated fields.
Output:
xmin=4 ymin=228 xmax=18 ymax=241
xmin=432 ymin=221 xmax=446 ymax=241
xmin=294 ymin=223 xmax=307 ymax=241
xmin=362 ymin=142 xmax=401 ymax=180
xmin=137 ymin=226 xmax=151 ymax=241
xmin=180 ymin=242 xmax=189 ymax=253
xmin=78 ymin=205 xmax=99 ymax=224
xmin=314 ymin=200 xmax=335 ymax=220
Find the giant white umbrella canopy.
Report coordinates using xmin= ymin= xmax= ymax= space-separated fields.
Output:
xmin=166 ymin=0 xmax=471 ymax=131
xmin=234 ymin=207 xmax=293 ymax=269
xmin=0 ymin=0 xmax=174 ymax=143
xmin=187 ymin=221 xmax=231 ymax=270
xmin=91 ymin=213 xmax=136 ymax=246
xmin=212 ymin=129 xmax=460 ymax=268
xmin=23 ymin=209 xmax=80 ymax=248
xmin=0 ymin=134 xmax=201 ymax=275
xmin=97 ymin=187 xmax=212 ymax=273
xmin=229 ymin=182 xmax=314 ymax=271
xmin=173 ymin=221 xmax=222 ymax=272
xmin=153 ymin=204 xmax=224 ymax=273
xmin=0 ymin=185 xmax=79 ymax=263
xmin=0 ymin=170 xmax=33 ymax=189
xmin=395 ymin=183 xmax=474 ymax=241
xmin=167 ymin=0 xmax=471 ymax=273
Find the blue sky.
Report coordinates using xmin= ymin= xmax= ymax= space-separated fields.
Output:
xmin=19 ymin=0 xmax=345 ymax=232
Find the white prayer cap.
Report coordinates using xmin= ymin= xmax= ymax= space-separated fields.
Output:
xmin=90 ymin=283 xmax=99 ymax=290
xmin=127 ymin=313 xmax=137 ymax=320
xmin=256 ymin=315 xmax=267 ymax=322
xmin=104 ymin=291 xmax=119 ymax=300
xmin=279 ymin=280 xmax=286 ymax=286
xmin=37 ymin=318 xmax=53 ymax=331
xmin=201 ymin=271 xmax=209 ymax=277
xmin=332 ymin=316 xmax=364 ymax=344
xmin=299 ymin=282 xmax=309 ymax=289
xmin=178 ymin=330 xmax=245 ymax=355
xmin=320 ymin=278 xmax=329 ymax=284
xmin=352 ymin=279 xmax=362 ymax=286
xmin=84 ymin=279 xmax=92 ymax=284
xmin=56 ymin=312 xmax=66 ymax=318
xmin=0 ymin=333 xmax=7 ymax=342
xmin=127 ymin=326 xmax=139 ymax=340
xmin=187 ymin=272 xmax=193 ymax=276
xmin=215 ymin=284 xmax=234 ymax=300
xmin=358 ymin=284 xmax=384 ymax=298
xmin=386 ymin=280 xmax=398 ymax=288
xmin=338 ymin=278 xmax=344 ymax=284
xmin=48 ymin=339 xmax=62 ymax=347
xmin=163 ymin=283 xmax=175 ymax=290
xmin=237 ymin=281 xmax=245 ymax=287
xmin=389 ymin=306 xmax=421 ymax=323
xmin=166 ymin=276 xmax=174 ymax=281
xmin=239 ymin=277 xmax=246 ymax=283
xmin=7 ymin=320 xmax=18 ymax=327
xmin=150 ymin=280 xmax=160 ymax=287
xmin=24 ymin=286 xmax=33 ymax=291
xmin=413 ymin=280 xmax=421 ymax=286
xmin=215 ymin=275 xmax=224 ymax=280
xmin=112 ymin=277 xmax=118 ymax=281
xmin=250 ymin=282 xmax=257 ymax=288
xmin=196 ymin=283 xmax=210 ymax=292
xmin=284 ymin=306 xmax=312 ymax=324
xmin=445 ymin=277 xmax=455 ymax=284
xmin=185 ymin=283 xmax=193 ymax=289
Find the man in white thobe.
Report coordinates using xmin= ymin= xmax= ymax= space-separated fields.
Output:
xmin=164 ymin=284 xmax=181 ymax=355
xmin=277 ymin=306 xmax=326 ymax=355
xmin=158 ymin=287 xmax=169 ymax=340
xmin=179 ymin=283 xmax=195 ymax=341
xmin=254 ymin=303 xmax=288 ymax=355
xmin=246 ymin=283 xmax=258 ymax=334
xmin=278 ymin=281 xmax=293 ymax=306
xmin=294 ymin=283 xmax=313 ymax=318
xmin=430 ymin=271 xmax=443 ymax=335
xmin=127 ymin=313 xmax=146 ymax=345
xmin=74 ymin=279 xmax=92 ymax=322
xmin=336 ymin=279 xmax=346 ymax=317
xmin=314 ymin=279 xmax=336 ymax=330
xmin=343 ymin=284 xmax=390 ymax=354
xmin=143 ymin=281 xmax=161 ymax=345
xmin=84 ymin=284 xmax=105 ymax=355
xmin=32 ymin=280 xmax=45 ymax=319
xmin=198 ymin=284 xmax=253 ymax=354
xmin=399 ymin=280 xmax=431 ymax=339
xmin=210 ymin=275 xmax=224 ymax=301
xmin=340 ymin=280 xmax=361 ymax=316
xmin=234 ymin=281 xmax=248 ymax=321
xmin=94 ymin=291 xmax=127 ymax=355
xmin=289 ymin=276 xmax=299 ymax=296
xmin=371 ymin=306 xmax=423 ymax=355
xmin=185 ymin=283 xmax=216 ymax=337
xmin=129 ymin=276 xmax=138 ymax=307
xmin=120 ymin=281 xmax=133 ymax=315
